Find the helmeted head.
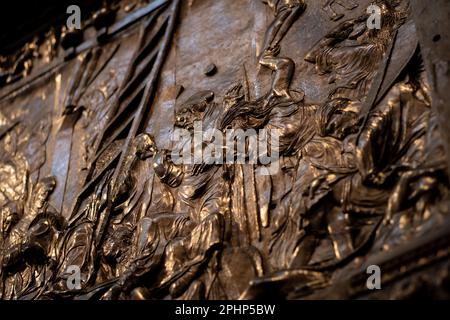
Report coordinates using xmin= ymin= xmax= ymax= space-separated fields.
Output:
xmin=34 ymin=176 xmax=57 ymax=207
xmin=175 ymin=90 xmax=214 ymax=131
xmin=134 ymin=133 xmax=157 ymax=160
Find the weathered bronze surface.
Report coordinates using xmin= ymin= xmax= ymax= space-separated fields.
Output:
xmin=0 ymin=0 xmax=449 ymax=300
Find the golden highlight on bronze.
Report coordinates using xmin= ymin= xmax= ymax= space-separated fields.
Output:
xmin=0 ymin=0 xmax=449 ymax=301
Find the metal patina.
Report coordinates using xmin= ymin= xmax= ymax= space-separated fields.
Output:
xmin=0 ymin=0 xmax=449 ymax=299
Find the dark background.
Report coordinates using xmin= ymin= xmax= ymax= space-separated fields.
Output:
xmin=0 ymin=0 xmax=105 ymax=55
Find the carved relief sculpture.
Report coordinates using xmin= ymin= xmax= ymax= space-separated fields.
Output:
xmin=0 ymin=0 xmax=450 ymax=300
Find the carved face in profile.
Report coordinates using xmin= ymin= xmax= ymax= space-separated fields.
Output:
xmin=34 ymin=176 xmax=57 ymax=207
xmin=0 ymin=203 xmax=20 ymax=239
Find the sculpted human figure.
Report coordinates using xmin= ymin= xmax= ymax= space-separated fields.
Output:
xmin=0 ymin=176 xmax=61 ymax=300
xmin=220 ymin=85 xmax=330 ymax=269
xmin=2 ymin=176 xmax=57 ymax=250
xmin=261 ymin=0 xmax=306 ymax=54
xmin=260 ymin=0 xmax=306 ymax=100
xmin=355 ymin=68 xmax=447 ymax=226
xmin=305 ymin=0 xmax=407 ymax=102
xmin=276 ymin=58 xmax=447 ymax=269
xmin=0 ymin=0 xmax=448 ymax=301
xmin=100 ymin=91 xmax=229 ymax=299
xmin=1 ymin=210 xmax=65 ymax=299
xmin=260 ymin=2 xmax=419 ymax=268
xmin=51 ymin=170 xmax=113 ymax=294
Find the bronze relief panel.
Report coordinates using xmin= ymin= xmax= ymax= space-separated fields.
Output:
xmin=0 ymin=0 xmax=449 ymax=300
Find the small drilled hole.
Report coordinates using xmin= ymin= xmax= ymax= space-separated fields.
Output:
xmin=433 ymin=34 xmax=441 ymax=42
